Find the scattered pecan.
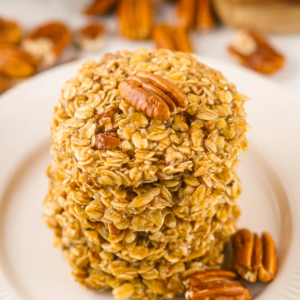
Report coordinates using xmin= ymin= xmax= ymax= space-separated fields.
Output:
xmin=176 ymin=0 xmax=196 ymax=30
xmin=0 ymin=73 xmax=12 ymax=93
xmin=228 ymin=29 xmax=285 ymax=74
xmin=118 ymin=0 xmax=154 ymax=40
xmin=22 ymin=22 xmax=71 ymax=68
xmin=95 ymin=133 xmax=120 ymax=150
xmin=152 ymin=24 xmax=193 ymax=52
xmin=76 ymin=23 xmax=105 ymax=51
xmin=118 ymin=71 xmax=188 ymax=121
xmin=176 ymin=0 xmax=214 ymax=31
xmin=83 ymin=0 xmax=120 ymax=15
xmin=196 ymin=0 xmax=215 ymax=31
xmin=0 ymin=44 xmax=39 ymax=78
xmin=232 ymin=229 xmax=277 ymax=283
xmin=0 ymin=18 xmax=22 ymax=45
xmin=184 ymin=270 xmax=251 ymax=300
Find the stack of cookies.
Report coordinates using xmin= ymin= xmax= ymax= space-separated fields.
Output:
xmin=44 ymin=49 xmax=250 ymax=299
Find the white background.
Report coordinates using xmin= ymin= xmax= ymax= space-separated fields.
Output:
xmin=1 ymin=0 xmax=300 ymax=100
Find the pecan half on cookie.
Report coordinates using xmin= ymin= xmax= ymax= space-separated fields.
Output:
xmin=118 ymin=71 xmax=188 ymax=121
xmin=184 ymin=270 xmax=251 ymax=300
xmin=232 ymin=229 xmax=277 ymax=283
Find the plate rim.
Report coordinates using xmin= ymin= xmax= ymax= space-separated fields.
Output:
xmin=0 ymin=54 xmax=300 ymax=300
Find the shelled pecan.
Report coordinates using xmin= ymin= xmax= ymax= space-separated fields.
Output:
xmin=22 ymin=22 xmax=71 ymax=68
xmin=0 ymin=73 xmax=12 ymax=93
xmin=76 ymin=23 xmax=105 ymax=51
xmin=177 ymin=0 xmax=214 ymax=31
xmin=118 ymin=0 xmax=154 ymax=40
xmin=184 ymin=270 xmax=251 ymax=300
xmin=196 ymin=0 xmax=215 ymax=30
xmin=232 ymin=229 xmax=277 ymax=283
xmin=176 ymin=0 xmax=196 ymax=29
xmin=83 ymin=0 xmax=120 ymax=15
xmin=0 ymin=17 xmax=22 ymax=45
xmin=118 ymin=71 xmax=188 ymax=121
xmin=95 ymin=133 xmax=120 ymax=150
xmin=0 ymin=44 xmax=39 ymax=78
xmin=228 ymin=29 xmax=285 ymax=74
xmin=152 ymin=24 xmax=193 ymax=52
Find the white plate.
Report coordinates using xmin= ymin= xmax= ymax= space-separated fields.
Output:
xmin=0 ymin=55 xmax=300 ymax=300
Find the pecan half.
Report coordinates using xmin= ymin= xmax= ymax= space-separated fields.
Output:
xmin=137 ymin=71 xmax=188 ymax=108
xmin=76 ymin=23 xmax=105 ymax=51
xmin=152 ymin=24 xmax=193 ymax=53
xmin=232 ymin=229 xmax=277 ymax=283
xmin=0 ymin=18 xmax=22 ymax=45
xmin=0 ymin=73 xmax=12 ymax=93
xmin=176 ymin=0 xmax=214 ymax=31
xmin=0 ymin=44 xmax=39 ymax=78
xmin=184 ymin=270 xmax=251 ymax=300
xmin=228 ymin=29 xmax=285 ymax=74
xmin=118 ymin=71 xmax=188 ymax=121
xmin=95 ymin=133 xmax=120 ymax=150
xmin=176 ymin=0 xmax=197 ymax=29
xmin=196 ymin=0 xmax=215 ymax=31
xmin=118 ymin=0 xmax=154 ymax=40
xmin=22 ymin=22 xmax=71 ymax=68
xmin=83 ymin=0 xmax=120 ymax=15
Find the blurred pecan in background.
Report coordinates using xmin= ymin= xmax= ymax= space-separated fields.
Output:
xmin=0 ymin=73 xmax=12 ymax=93
xmin=76 ymin=23 xmax=105 ymax=51
xmin=118 ymin=71 xmax=188 ymax=121
xmin=152 ymin=24 xmax=192 ymax=52
xmin=84 ymin=0 xmax=120 ymax=15
xmin=118 ymin=0 xmax=154 ymax=40
xmin=232 ymin=229 xmax=277 ymax=283
xmin=228 ymin=29 xmax=285 ymax=74
xmin=177 ymin=0 xmax=214 ymax=31
xmin=0 ymin=17 xmax=22 ymax=45
xmin=22 ymin=22 xmax=71 ymax=68
xmin=0 ymin=44 xmax=39 ymax=79
xmin=176 ymin=0 xmax=197 ymax=30
xmin=184 ymin=270 xmax=251 ymax=300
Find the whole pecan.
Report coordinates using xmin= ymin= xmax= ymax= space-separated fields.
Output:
xmin=95 ymin=133 xmax=120 ymax=150
xmin=76 ymin=23 xmax=105 ymax=51
xmin=232 ymin=229 xmax=277 ymax=283
xmin=176 ymin=0 xmax=196 ymax=29
xmin=152 ymin=24 xmax=193 ymax=53
xmin=0 ymin=18 xmax=22 ymax=45
xmin=0 ymin=44 xmax=39 ymax=78
xmin=176 ymin=0 xmax=214 ymax=31
xmin=84 ymin=0 xmax=120 ymax=15
xmin=228 ymin=29 xmax=285 ymax=74
xmin=0 ymin=73 xmax=12 ymax=93
xmin=184 ymin=270 xmax=251 ymax=300
xmin=22 ymin=22 xmax=71 ymax=68
xmin=118 ymin=71 xmax=188 ymax=121
xmin=118 ymin=0 xmax=154 ymax=40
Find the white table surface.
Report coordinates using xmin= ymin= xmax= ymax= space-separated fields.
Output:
xmin=1 ymin=0 xmax=300 ymax=101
